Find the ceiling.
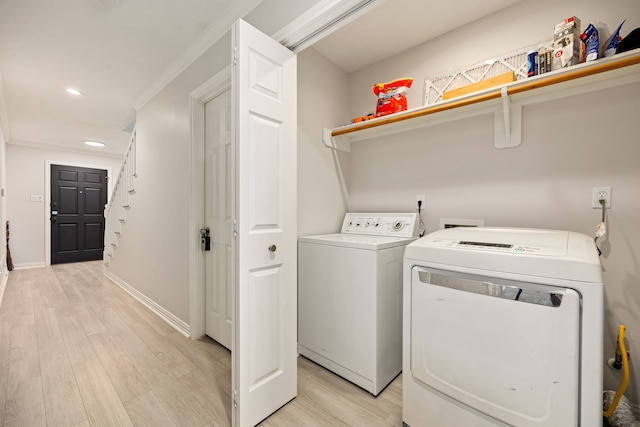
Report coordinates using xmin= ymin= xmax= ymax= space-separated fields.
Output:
xmin=0 ymin=0 xmax=522 ymax=158
xmin=312 ymin=0 xmax=523 ymax=73
xmin=0 ymin=0 xmax=262 ymax=156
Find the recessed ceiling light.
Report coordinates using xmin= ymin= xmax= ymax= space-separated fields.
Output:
xmin=66 ymin=88 xmax=82 ymax=96
xmin=84 ymin=140 xmax=105 ymax=147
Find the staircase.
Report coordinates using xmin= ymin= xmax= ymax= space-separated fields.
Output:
xmin=104 ymin=130 xmax=136 ymax=266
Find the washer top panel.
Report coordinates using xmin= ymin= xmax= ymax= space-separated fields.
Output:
xmin=340 ymin=213 xmax=419 ymax=238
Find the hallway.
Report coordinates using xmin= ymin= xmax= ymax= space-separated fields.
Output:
xmin=0 ymin=262 xmax=401 ymax=426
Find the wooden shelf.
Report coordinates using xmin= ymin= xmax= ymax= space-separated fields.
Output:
xmin=323 ymin=50 xmax=640 ymax=151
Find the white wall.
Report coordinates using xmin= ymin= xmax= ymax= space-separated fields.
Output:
xmin=5 ymin=143 xmax=122 ymax=268
xmin=333 ymin=0 xmax=640 ymax=406
xmin=297 ymin=47 xmax=351 ymax=236
xmin=0 ymin=119 xmax=7 ymax=278
xmin=105 ymin=32 xmax=232 ymax=325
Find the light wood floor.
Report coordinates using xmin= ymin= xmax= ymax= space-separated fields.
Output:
xmin=0 ymin=261 xmax=401 ymax=426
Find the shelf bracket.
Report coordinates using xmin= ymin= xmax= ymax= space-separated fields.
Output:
xmin=501 ymin=87 xmax=511 ymax=142
xmin=494 ymin=87 xmax=522 ymax=149
xmin=323 ymin=127 xmax=351 ymax=152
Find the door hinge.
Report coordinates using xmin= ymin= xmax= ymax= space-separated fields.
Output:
xmin=233 ymin=47 xmax=238 ymax=66
xmin=233 ymin=219 xmax=238 ymax=237
xmin=233 ymin=389 xmax=238 ymax=408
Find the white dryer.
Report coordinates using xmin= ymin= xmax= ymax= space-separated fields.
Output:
xmin=403 ymin=227 xmax=603 ymax=427
xmin=298 ymin=212 xmax=419 ymax=395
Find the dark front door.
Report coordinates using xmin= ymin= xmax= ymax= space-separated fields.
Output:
xmin=51 ymin=164 xmax=108 ymax=264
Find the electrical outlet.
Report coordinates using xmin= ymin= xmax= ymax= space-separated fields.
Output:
xmin=592 ymin=186 xmax=612 ymax=209
xmin=416 ymin=195 xmax=425 ymax=205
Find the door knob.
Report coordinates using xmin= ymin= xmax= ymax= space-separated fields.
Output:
xmin=200 ymin=228 xmax=211 ymax=251
xmin=268 ymin=244 xmax=277 ymax=252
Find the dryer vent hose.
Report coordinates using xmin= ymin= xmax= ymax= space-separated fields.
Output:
xmin=603 ymin=391 xmax=639 ymax=427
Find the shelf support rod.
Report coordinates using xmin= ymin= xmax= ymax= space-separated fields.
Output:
xmin=501 ymin=87 xmax=511 ymax=142
xmin=323 ymin=127 xmax=351 ymax=152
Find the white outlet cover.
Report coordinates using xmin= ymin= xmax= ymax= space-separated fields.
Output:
xmin=592 ymin=186 xmax=612 ymax=209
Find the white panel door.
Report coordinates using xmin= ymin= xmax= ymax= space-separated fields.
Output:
xmin=205 ymin=88 xmax=232 ymax=350
xmin=231 ymin=19 xmax=297 ymax=427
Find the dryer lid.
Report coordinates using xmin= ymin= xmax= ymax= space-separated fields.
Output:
xmin=426 ymin=227 xmax=568 ymax=255
xmin=404 ymin=227 xmax=602 ymax=283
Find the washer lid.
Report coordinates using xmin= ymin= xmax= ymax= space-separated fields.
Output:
xmin=404 ymin=227 xmax=602 ymax=283
xmin=298 ymin=233 xmax=417 ymax=250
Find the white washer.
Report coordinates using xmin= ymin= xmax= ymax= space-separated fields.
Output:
xmin=403 ymin=227 xmax=603 ymax=427
xmin=298 ymin=212 xmax=419 ymax=395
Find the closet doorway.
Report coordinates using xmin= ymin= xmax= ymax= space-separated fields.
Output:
xmin=204 ymin=88 xmax=232 ymax=350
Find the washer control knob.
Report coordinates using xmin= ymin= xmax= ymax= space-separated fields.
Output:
xmin=392 ymin=220 xmax=404 ymax=231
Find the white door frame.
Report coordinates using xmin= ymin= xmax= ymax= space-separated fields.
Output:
xmin=188 ymin=66 xmax=231 ymax=338
xmin=44 ymin=160 xmax=113 ymax=266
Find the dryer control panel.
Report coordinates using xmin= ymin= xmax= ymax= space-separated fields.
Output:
xmin=341 ymin=213 xmax=419 ymax=238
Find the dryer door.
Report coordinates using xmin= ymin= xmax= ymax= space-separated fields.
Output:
xmin=410 ymin=266 xmax=580 ymax=427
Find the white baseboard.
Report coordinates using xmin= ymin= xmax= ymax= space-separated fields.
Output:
xmin=0 ymin=254 xmax=7 ymax=308
xmin=103 ymin=268 xmax=190 ymax=337
xmin=13 ymin=262 xmax=46 ymax=270
xmin=0 ymin=269 xmax=7 ymax=309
